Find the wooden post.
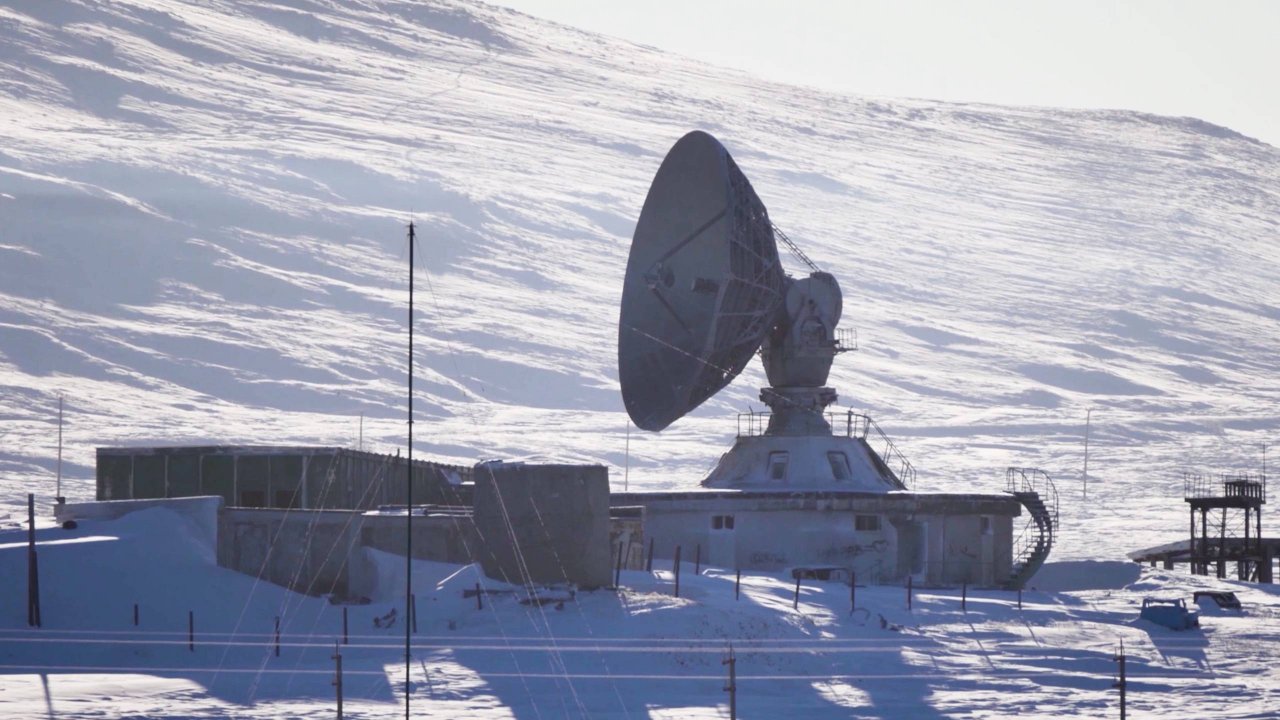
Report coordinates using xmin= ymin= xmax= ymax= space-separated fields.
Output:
xmin=850 ymin=572 xmax=856 ymax=615
xmin=646 ymin=538 xmax=654 ymax=572
xmin=962 ymin=582 xmax=967 ymax=612
xmin=722 ymin=645 xmax=737 ymax=720
xmin=274 ymin=616 xmax=281 ymax=657
xmin=188 ymin=610 xmax=194 ymax=652
xmin=343 ymin=606 xmax=349 ymax=645
xmin=615 ymin=542 xmax=624 ymax=588
xmin=906 ymin=576 xmax=913 ymax=610
xmin=410 ymin=593 xmax=418 ymax=634
xmin=735 ymin=569 xmax=741 ymax=601
xmin=27 ymin=494 xmax=41 ymax=628
xmin=133 ymin=603 xmax=139 ymax=627
xmin=673 ymin=546 xmax=682 ymax=598
xmin=333 ymin=642 xmax=344 ymax=720
xmin=793 ymin=576 xmax=801 ymax=610
xmin=476 ymin=582 xmax=483 ymax=610
xmin=695 ymin=544 xmax=701 ymax=575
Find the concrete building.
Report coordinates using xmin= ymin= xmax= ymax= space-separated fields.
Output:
xmin=96 ymin=445 xmax=471 ymax=510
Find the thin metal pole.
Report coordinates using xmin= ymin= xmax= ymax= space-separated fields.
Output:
xmin=56 ymin=396 xmax=63 ymax=502
xmin=735 ymin=568 xmax=741 ymax=601
xmin=405 ymin=221 xmax=415 ymax=720
xmin=274 ymin=616 xmax=281 ymax=657
xmin=342 ymin=606 xmax=348 ymax=645
xmin=793 ymin=575 xmax=801 ymax=610
xmin=1113 ymin=640 xmax=1126 ymax=719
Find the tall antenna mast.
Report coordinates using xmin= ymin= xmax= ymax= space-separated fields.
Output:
xmin=404 ymin=220 xmax=415 ymax=720
xmin=55 ymin=394 xmax=63 ymax=502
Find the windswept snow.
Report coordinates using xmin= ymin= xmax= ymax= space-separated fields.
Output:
xmin=3 ymin=509 xmax=1280 ymax=718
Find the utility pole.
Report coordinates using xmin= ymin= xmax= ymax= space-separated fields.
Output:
xmin=722 ymin=645 xmax=737 ymax=720
xmin=1083 ymin=408 xmax=1093 ymax=499
xmin=1112 ymin=639 xmax=1127 ymax=720
xmin=55 ymin=395 xmax=64 ymax=504
xmin=405 ymin=221 xmax=416 ymax=720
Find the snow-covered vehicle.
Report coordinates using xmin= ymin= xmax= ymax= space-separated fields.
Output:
xmin=1140 ymin=597 xmax=1200 ymax=630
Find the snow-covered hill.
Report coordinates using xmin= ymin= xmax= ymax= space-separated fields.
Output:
xmin=3 ymin=0 xmax=1280 ymax=564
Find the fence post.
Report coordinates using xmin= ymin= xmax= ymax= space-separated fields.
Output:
xmin=1113 ymin=640 xmax=1127 ymax=719
xmin=793 ymin=575 xmax=801 ymax=610
xmin=274 ymin=615 xmax=281 ymax=657
xmin=735 ymin=569 xmax=741 ymax=601
xmin=722 ymin=645 xmax=737 ymax=720
xmin=646 ymin=538 xmax=654 ymax=572
xmin=343 ymin=606 xmax=349 ymax=645
xmin=188 ymin=610 xmax=194 ymax=652
xmin=615 ymin=542 xmax=624 ymax=588
xmin=333 ymin=642 xmax=344 ymax=720
xmin=410 ymin=593 xmax=418 ymax=634
xmin=133 ymin=603 xmax=139 ymax=627
xmin=673 ymin=546 xmax=682 ymax=598
xmin=1017 ymin=587 xmax=1022 ymax=610
xmin=907 ymin=576 xmax=913 ymax=610
xmin=850 ymin=572 xmax=856 ymax=615
xmin=476 ymin=582 xmax=484 ymax=610
xmin=695 ymin=544 xmax=701 ymax=575
xmin=26 ymin=494 xmax=41 ymax=628
xmin=962 ymin=582 xmax=967 ymax=612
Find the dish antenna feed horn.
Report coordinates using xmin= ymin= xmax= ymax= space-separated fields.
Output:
xmin=618 ymin=130 xmax=847 ymax=435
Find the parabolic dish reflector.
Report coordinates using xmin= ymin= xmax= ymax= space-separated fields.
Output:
xmin=618 ymin=131 xmax=786 ymax=431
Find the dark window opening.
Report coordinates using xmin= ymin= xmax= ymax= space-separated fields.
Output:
xmin=827 ymin=452 xmax=851 ymax=481
xmin=768 ymin=452 xmax=789 ymax=481
xmin=711 ymin=514 xmax=736 ymax=531
xmin=855 ymin=514 xmax=880 ymax=532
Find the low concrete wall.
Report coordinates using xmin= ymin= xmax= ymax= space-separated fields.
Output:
xmin=56 ymin=496 xmax=222 ymax=553
xmin=217 ymin=508 xmax=476 ymax=599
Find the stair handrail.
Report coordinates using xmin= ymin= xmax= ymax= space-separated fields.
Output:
xmin=1005 ymin=466 xmax=1059 ymax=534
xmin=850 ymin=412 xmax=916 ymax=489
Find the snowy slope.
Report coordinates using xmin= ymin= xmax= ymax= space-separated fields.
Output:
xmin=2 ymin=0 xmax=1280 ymax=567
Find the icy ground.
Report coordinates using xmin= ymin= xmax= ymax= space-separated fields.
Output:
xmin=3 ymin=507 xmax=1279 ymax=718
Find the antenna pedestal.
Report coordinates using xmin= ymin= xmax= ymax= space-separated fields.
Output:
xmin=761 ymin=387 xmax=837 ymax=436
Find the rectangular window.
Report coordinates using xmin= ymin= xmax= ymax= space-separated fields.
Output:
xmin=239 ymin=490 xmax=266 ymax=508
xmin=855 ymin=514 xmax=881 ymax=532
xmin=711 ymin=514 xmax=736 ymax=531
xmin=768 ymin=452 xmax=789 ymax=482
xmin=827 ymin=452 xmax=851 ymax=481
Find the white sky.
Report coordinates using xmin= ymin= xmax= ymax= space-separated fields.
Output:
xmin=494 ymin=0 xmax=1280 ymax=148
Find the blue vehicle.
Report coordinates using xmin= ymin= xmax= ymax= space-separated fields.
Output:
xmin=1140 ymin=597 xmax=1200 ymax=630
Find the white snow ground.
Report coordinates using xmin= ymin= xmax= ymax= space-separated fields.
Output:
xmin=1 ymin=0 xmax=1280 ymax=715
xmin=2 ymin=508 xmax=1279 ymax=718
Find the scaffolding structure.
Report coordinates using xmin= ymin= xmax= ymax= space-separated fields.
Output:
xmin=1185 ymin=473 xmax=1269 ymax=581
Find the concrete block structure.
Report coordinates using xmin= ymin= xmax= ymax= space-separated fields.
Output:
xmin=473 ymin=463 xmax=612 ymax=589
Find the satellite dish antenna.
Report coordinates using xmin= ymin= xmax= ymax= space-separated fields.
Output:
xmin=617 ymin=131 xmax=787 ymax=431
xmin=619 ymin=131 xmax=846 ymax=434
